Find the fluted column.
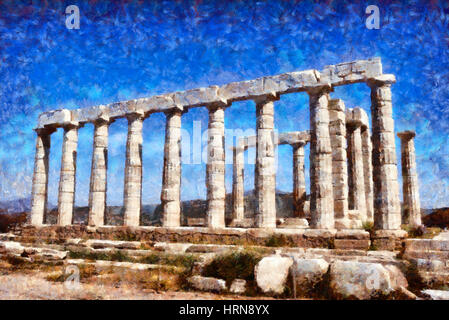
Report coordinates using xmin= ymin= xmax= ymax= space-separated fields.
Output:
xmin=123 ymin=112 xmax=144 ymax=227
xmin=347 ymin=120 xmax=367 ymax=222
xmin=232 ymin=137 xmax=245 ymax=223
xmin=88 ymin=118 xmax=110 ymax=227
xmin=206 ymin=103 xmax=226 ymax=229
xmin=308 ymin=85 xmax=334 ymax=229
xmin=368 ymin=75 xmax=401 ymax=230
xmin=361 ymin=126 xmax=374 ymax=223
xmin=57 ymin=123 xmax=79 ymax=226
xmin=30 ymin=128 xmax=55 ymax=226
xmin=255 ymin=95 xmax=278 ymax=228
xmin=292 ymin=142 xmax=306 ymax=218
xmin=329 ymin=99 xmax=350 ymax=229
xmin=161 ymin=108 xmax=182 ymax=227
xmin=398 ymin=130 xmax=422 ymax=227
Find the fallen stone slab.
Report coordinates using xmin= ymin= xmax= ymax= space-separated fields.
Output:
xmin=329 ymin=260 xmax=408 ymax=299
xmin=432 ymin=231 xmax=449 ymax=240
xmin=422 ymin=289 xmax=449 ymax=300
xmin=23 ymin=247 xmax=68 ymax=260
xmin=85 ymin=240 xmax=141 ymax=250
xmin=0 ymin=241 xmax=24 ymax=255
xmin=153 ymin=242 xmax=192 ymax=254
xmin=186 ymin=244 xmax=235 ymax=253
xmin=65 ymin=238 xmax=84 ymax=246
xmin=290 ymin=258 xmax=329 ymax=297
xmin=0 ymin=233 xmax=16 ymax=241
xmin=230 ymin=279 xmax=246 ymax=294
xmin=65 ymin=259 xmax=180 ymax=272
xmin=188 ymin=275 xmax=226 ymax=293
xmin=255 ymin=255 xmax=293 ymax=295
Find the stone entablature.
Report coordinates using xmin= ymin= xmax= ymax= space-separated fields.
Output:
xmin=29 ymin=57 xmax=421 ymax=238
xmin=36 ymin=58 xmax=382 ymax=129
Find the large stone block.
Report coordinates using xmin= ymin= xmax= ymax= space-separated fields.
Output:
xmin=329 ymin=260 xmax=407 ymax=299
xmin=37 ymin=109 xmax=72 ymax=128
xmin=255 ymin=255 xmax=293 ymax=295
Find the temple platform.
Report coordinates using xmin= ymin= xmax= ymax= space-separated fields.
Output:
xmin=15 ymin=225 xmax=406 ymax=250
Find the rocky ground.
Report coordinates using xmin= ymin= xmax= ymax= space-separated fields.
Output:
xmin=0 ymin=273 xmax=267 ymax=300
xmin=2 ymin=231 xmax=449 ymax=300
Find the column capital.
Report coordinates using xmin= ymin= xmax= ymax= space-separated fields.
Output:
xmin=291 ymin=140 xmax=307 ymax=149
xmin=63 ymin=121 xmax=81 ymax=129
xmin=253 ymin=92 xmax=279 ymax=104
xmin=306 ymin=83 xmax=333 ymax=95
xmin=93 ymin=117 xmax=114 ymax=126
xmin=397 ymin=130 xmax=416 ymax=141
xmin=346 ymin=119 xmax=364 ymax=130
xmin=206 ymin=100 xmax=231 ymax=111
xmin=126 ymin=110 xmax=145 ymax=121
xmin=367 ymin=74 xmax=396 ymax=87
xmin=34 ymin=126 xmax=56 ymax=136
xmin=164 ymin=105 xmax=184 ymax=116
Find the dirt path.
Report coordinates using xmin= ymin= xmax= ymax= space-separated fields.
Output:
xmin=0 ymin=273 xmax=271 ymax=300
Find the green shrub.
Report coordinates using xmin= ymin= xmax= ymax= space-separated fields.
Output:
xmin=202 ymin=250 xmax=263 ymax=285
xmin=265 ymin=234 xmax=289 ymax=247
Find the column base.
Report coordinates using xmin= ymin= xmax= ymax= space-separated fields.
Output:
xmin=276 ymin=218 xmax=309 ymax=229
xmin=334 ymin=217 xmax=362 ymax=230
xmin=372 ymin=229 xmax=408 ymax=251
xmin=229 ymin=218 xmax=254 ymax=228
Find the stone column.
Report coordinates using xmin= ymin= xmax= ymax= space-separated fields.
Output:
xmin=206 ymin=103 xmax=226 ymax=229
xmin=368 ymin=75 xmax=401 ymax=230
xmin=292 ymin=142 xmax=306 ymax=218
xmin=161 ymin=108 xmax=182 ymax=228
xmin=255 ymin=95 xmax=278 ymax=228
xmin=398 ymin=131 xmax=422 ymax=227
xmin=308 ymin=85 xmax=334 ymax=229
xmin=57 ymin=123 xmax=79 ymax=226
xmin=123 ymin=111 xmax=144 ymax=227
xmin=88 ymin=118 xmax=110 ymax=227
xmin=329 ymin=99 xmax=350 ymax=229
xmin=361 ymin=126 xmax=374 ymax=223
xmin=347 ymin=119 xmax=367 ymax=222
xmin=30 ymin=128 xmax=54 ymax=226
xmin=232 ymin=137 xmax=245 ymax=223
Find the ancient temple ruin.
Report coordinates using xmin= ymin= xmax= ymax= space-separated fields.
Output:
xmin=28 ymin=57 xmax=422 ymax=243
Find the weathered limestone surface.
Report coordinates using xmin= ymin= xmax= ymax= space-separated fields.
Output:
xmin=206 ymin=104 xmax=226 ymax=229
xmin=88 ymin=119 xmax=110 ymax=227
xmin=329 ymin=260 xmax=407 ymax=299
xmin=255 ymin=95 xmax=278 ymax=228
xmin=232 ymin=137 xmax=245 ymax=223
xmin=123 ymin=112 xmax=144 ymax=227
xmin=30 ymin=128 xmax=54 ymax=226
xmin=188 ymin=275 xmax=227 ymax=293
xmin=255 ymin=255 xmax=293 ymax=294
xmin=230 ymin=279 xmax=247 ymax=294
xmin=346 ymin=108 xmax=367 ymax=223
xmin=308 ymin=86 xmax=334 ymax=229
xmin=398 ymin=131 xmax=421 ymax=227
xmin=292 ymin=143 xmax=306 ymax=218
xmin=37 ymin=58 xmax=382 ymax=129
xmin=329 ymin=99 xmax=350 ymax=229
xmin=57 ymin=123 xmax=79 ymax=226
xmin=290 ymin=258 xmax=329 ymax=296
xmin=362 ymin=126 xmax=374 ymax=223
xmin=368 ymin=75 xmax=401 ymax=230
xmin=161 ymin=109 xmax=182 ymax=227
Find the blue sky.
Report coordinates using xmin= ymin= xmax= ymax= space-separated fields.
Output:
xmin=0 ymin=0 xmax=448 ymax=209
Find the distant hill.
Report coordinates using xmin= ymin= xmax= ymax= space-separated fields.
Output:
xmin=0 ymin=198 xmax=31 ymax=213
xmin=422 ymin=207 xmax=449 ymax=229
xmin=41 ymin=190 xmax=303 ymax=226
xmin=6 ymin=193 xmax=444 ymax=228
